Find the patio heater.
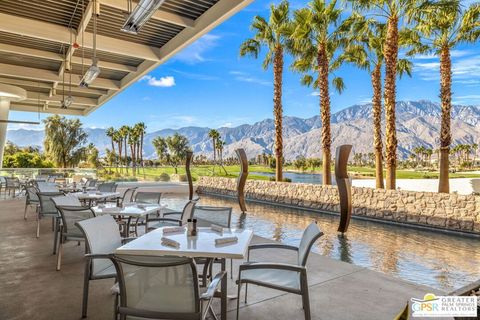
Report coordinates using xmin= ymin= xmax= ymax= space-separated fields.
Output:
xmin=0 ymin=84 xmax=27 ymax=168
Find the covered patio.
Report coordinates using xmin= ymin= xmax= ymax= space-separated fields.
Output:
xmin=0 ymin=193 xmax=444 ymax=320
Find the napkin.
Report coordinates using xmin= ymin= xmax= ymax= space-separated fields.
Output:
xmin=161 ymin=237 xmax=180 ymax=248
xmin=210 ymin=224 xmax=224 ymax=233
xmin=215 ymin=236 xmax=238 ymax=245
xmin=162 ymin=226 xmax=185 ymax=234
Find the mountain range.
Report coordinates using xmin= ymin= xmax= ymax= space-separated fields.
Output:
xmin=6 ymin=100 xmax=480 ymax=160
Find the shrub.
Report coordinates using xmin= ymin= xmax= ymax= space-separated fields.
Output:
xmin=156 ymin=173 xmax=170 ymax=182
xmin=178 ymin=174 xmax=188 ymax=182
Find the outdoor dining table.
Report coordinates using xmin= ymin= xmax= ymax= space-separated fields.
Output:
xmin=92 ymin=202 xmax=166 ymax=236
xmin=69 ymin=191 xmax=120 ymax=206
xmin=115 ymin=226 xmax=254 ymax=320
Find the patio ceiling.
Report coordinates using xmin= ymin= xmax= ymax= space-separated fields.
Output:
xmin=0 ymin=0 xmax=253 ymax=116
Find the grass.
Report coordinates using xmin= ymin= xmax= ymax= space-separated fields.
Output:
xmin=99 ymin=164 xmax=480 ymax=182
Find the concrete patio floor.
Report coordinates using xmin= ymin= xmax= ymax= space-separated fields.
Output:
xmin=0 ymin=197 xmax=445 ymax=320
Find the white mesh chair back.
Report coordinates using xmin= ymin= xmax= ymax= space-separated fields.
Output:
xmin=112 ymin=255 xmax=200 ymax=316
xmin=37 ymin=181 xmax=59 ymax=192
xmin=297 ymin=222 xmax=323 ymax=266
xmin=26 ymin=186 xmax=39 ymax=202
xmin=98 ymin=182 xmax=117 ymax=192
xmin=121 ymin=187 xmax=137 ymax=203
xmin=134 ymin=191 xmax=161 ymax=204
xmin=57 ymin=206 xmax=95 ymax=237
xmin=52 ymin=195 xmax=82 ymax=207
xmin=180 ymin=199 xmax=199 ymax=225
xmin=47 ymin=176 xmax=56 ymax=183
xmin=38 ymin=192 xmax=64 ymax=215
xmin=193 ymin=206 xmax=232 ymax=228
xmin=76 ymin=215 xmax=122 ymax=275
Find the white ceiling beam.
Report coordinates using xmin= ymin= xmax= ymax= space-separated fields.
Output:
xmin=0 ymin=43 xmax=137 ymax=72
xmin=10 ymin=103 xmax=84 ymax=116
xmin=0 ymin=77 xmax=109 ymax=96
xmin=0 ymin=12 xmax=161 ymax=61
xmin=99 ymin=0 xmax=195 ymax=28
xmin=89 ymin=0 xmax=255 ymax=114
xmin=59 ymin=0 xmax=94 ymax=77
xmin=26 ymin=92 xmax=98 ymax=106
xmin=0 ymin=63 xmax=120 ymax=90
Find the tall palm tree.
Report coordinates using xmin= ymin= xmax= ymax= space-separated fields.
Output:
xmin=106 ymin=127 xmax=117 ymax=171
xmin=134 ymin=122 xmax=146 ymax=174
xmin=347 ymin=0 xmax=438 ymax=189
xmin=342 ymin=15 xmax=412 ymax=189
xmin=290 ymin=0 xmax=348 ymax=185
xmin=119 ymin=125 xmax=130 ymax=173
xmin=408 ymin=1 xmax=480 ymax=192
xmin=239 ymin=0 xmax=291 ymax=182
xmin=114 ymin=130 xmax=123 ymax=173
xmin=208 ymin=129 xmax=220 ymax=171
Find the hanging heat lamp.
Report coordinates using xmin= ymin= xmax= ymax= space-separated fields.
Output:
xmin=80 ymin=0 xmax=100 ymax=88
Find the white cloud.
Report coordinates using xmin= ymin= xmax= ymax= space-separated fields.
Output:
xmin=310 ymin=91 xmax=320 ymax=96
xmin=174 ymin=34 xmax=220 ymax=65
xmin=229 ymin=70 xmax=271 ymax=86
xmin=140 ymin=75 xmax=176 ymax=87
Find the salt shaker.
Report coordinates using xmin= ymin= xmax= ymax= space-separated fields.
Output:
xmin=192 ymin=219 xmax=197 ymax=236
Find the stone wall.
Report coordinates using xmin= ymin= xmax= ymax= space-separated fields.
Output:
xmin=197 ymin=176 xmax=480 ymax=233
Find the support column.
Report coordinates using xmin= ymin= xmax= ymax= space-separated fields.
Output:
xmin=0 ymin=98 xmax=10 ymax=168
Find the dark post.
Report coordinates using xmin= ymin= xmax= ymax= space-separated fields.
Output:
xmin=335 ymin=144 xmax=353 ymax=233
xmin=235 ymin=148 xmax=248 ymax=213
xmin=185 ymin=151 xmax=194 ymax=200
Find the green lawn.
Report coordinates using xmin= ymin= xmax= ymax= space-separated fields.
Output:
xmin=99 ymin=164 xmax=480 ymax=182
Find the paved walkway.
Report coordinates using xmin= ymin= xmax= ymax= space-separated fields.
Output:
xmin=0 ymin=197 xmax=445 ymax=320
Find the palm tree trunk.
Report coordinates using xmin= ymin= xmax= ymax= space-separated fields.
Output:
xmin=318 ymin=44 xmax=332 ymax=185
xmin=118 ymin=142 xmax=122 ymax=173
xmin=273 ymin=45 xmax=284 ymax=182
xmin=371 ymin=64 xmax=384 ymax=189
xmin=438 ymin=46 xmax=452 ymax=193
xmin=384 ymin=16 xmax=399 ymax=190
xmin=124 ymin=138 xmax=128 ymax=174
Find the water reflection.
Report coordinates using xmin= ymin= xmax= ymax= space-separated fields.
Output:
xmin=163 ymin=194 xmax=480 ymax=292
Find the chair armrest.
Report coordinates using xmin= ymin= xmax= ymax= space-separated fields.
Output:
xmin=239 ymin=262 xmax=306 ymax=273
xmin=162 ymin=211 xmax=182 ymax=216
xmin=200 ymin=271 xmax=227 ymax=300
xmin=85 ymin=253 xmax=112 ymax=260
xmin=248 ymin=243 xmax=298 ymax=252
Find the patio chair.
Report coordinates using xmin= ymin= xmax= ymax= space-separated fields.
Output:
xmin=236 ymin=222 xmax=324 ymax=320
xmin=54 ymin=205 xmax=95 ymax=271
xmin=118 ymin=187 xmax=137 ymax=205
xmin=0 ymin=176 xmax=5 ymax=196
xmin=84 ymin=178 xmax=98 ymax=189
xmin=134 ymin=191 xmax=161 ymax=204
xmin=97 ymin=182 xmax=117 ymax=192
xmin=146 ymin=198 xmax=198 ymax=231
xmin=24 ymin=186 xmax=40 ymax=220
xmin=109 ymin=254 xmax=226 ymax=320
xmin=75 ymin=215 xmax=135 ymax=318
xmin=37 ymin=192 xmax=65 ymax=256
xmin=4 ymin=177 xmax=20 ymax=198
xmin=193 ymin=206 xmax=233 ymax=284
xmin=36 ymin=181 xmax=59 ymax=193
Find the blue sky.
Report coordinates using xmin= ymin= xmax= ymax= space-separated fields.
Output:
xmin=9 ymin=0 xmax=480 ymax=132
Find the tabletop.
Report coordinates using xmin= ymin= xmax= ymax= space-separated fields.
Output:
xmin=69 ymin=191 xmax=120 ymax=200
xmin=115 ymin=227 xmax=253 ymax=260
xmin=92 ymin=202 xmax=164 ymax=217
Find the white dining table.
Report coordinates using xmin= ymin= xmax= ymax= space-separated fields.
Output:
xmin=69 ymin=191 xmax=120 ymax=201
xmin=92 ymin=202 xmax=165 ymax=236
xmin=115 ymin=227 xmax=254 ymax=320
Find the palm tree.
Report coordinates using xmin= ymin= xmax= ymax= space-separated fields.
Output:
xmin=408 ymin=1 xmax=480 ymax=192
xmin=208 ymin=129 xmax=220 ymax=171
xmin=106 ymin=127 xmax=117 ymax=171
xmin=239 ymin=0 xmax=291 ymax=182
xmin=114 ymin=130 xmax=123 ymax=173
xmin=342 ymin=15 xmax=412 ymax=188
xmin=290 ymin=0 xmax=349 ymax=185
xmin=347 ymin=0 xmax=438 ymax=189
xmin=119 ymin=125 xmax=130 ymax=173
xmin=134 ymin=122 xmax=146 ymax=174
